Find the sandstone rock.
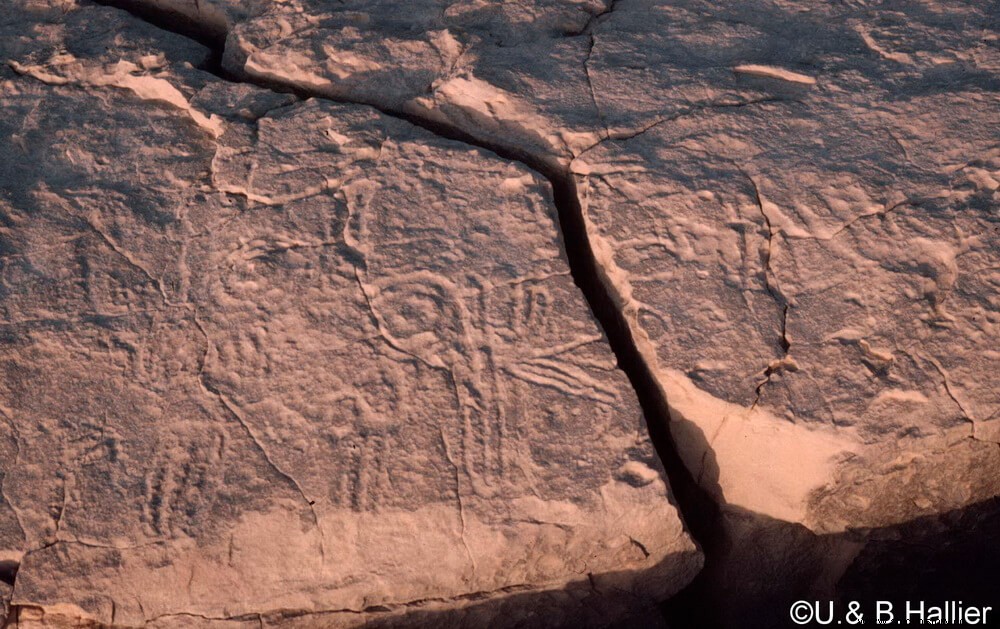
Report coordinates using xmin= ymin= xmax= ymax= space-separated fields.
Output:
xmin=573 ymin=97 xmax=1000 ymax=531
xmin=2 ymin=0 xmax=998 ymax=625
xmin=152 ymin=0 xmax=1000 ymax=533
xmin=0 ymin=3 xmax=699 ymax=625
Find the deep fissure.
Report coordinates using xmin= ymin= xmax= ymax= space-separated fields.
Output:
xmin=74 ymin=0 xmax=727 ymax=623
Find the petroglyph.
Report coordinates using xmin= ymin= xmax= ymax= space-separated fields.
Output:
xmin=0 ymin=4 xmax=698 ymax=625
xmin=2 ymin=0 xmax=998 ymax=626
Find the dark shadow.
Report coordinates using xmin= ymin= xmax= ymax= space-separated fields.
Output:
xmin=86 ymin=0 xmax=232 ymax=77
xmin=360 ymin=551 xmax=698 ymax=629
xmin=304 ymin=497 xmax=998 ymax=628
xmin=0 ymin=561 xmax=16 ymax=587
xmin=661 ymin=497 xmax=1000 ymax=629
xmin=837 ymin=496 xmax=1000 ymax=616
xmin=87 ymin=0 xmax=226 ymax=50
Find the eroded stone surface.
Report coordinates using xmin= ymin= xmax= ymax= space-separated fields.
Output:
xmin=2 ymin=0 xmax=998 ymax=624
xmin=149 ymin=0 xmax=1000 ymax=532
xmin=574 ymin=96 xmax=1000 ymax=531
xmin=574 ymin=47 xmax=1000 ymax=532
xmin=0 ymin=2 xmax=699 ymax=625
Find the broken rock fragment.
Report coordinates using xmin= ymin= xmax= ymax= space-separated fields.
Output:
xmin=572 ymin=75 xmax=1000 ymax=533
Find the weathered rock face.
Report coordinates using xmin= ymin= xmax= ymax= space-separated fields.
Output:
xmin=120 ymin=0 xmax=1000 ymax=533
xmin=0 ymin=2 xmax=700 ymax=626
xmin=2 ymin=0 xmax=999 ymax=626
xmin=575 ymin=98 xmax=1000 ymax=531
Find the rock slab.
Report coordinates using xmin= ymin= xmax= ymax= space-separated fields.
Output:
xmin=0 ymin=2 xmax=699 ymax=625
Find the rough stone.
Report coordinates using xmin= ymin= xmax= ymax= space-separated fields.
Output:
xmin=0 ymin=2 xmax=699 ymax=625
xmin=574 ymin=97 xmax=1000 ymax=532
xmin=127 ymin=0 xmax=1000 ymax=534
xmin=2 ymin=0 xmax=999 ymax=626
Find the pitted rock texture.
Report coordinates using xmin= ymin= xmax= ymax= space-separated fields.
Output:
xmin=574 ymin=99 xmax=1000 ymax=531
xmin=140 ymin=0 xmax=1000 ymax=531
xmin=2 ymin=0 xmax=999 ymax=626
xmin=0 ymin=2 xmax=700 ymax=626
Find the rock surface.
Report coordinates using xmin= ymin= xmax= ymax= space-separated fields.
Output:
xmin=121 ymin=0 xmax=1000 ymax=533
xmin=1 ymin=0 xmax=998 ymax=626
xmin=576 ymin=97 xmax=1000 ymax=531
xmin=0 ymin=2 xmax=700 ymax=626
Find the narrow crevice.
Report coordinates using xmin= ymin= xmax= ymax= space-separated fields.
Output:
xmin=81 ymin=1 xmax=728 ymax=624
xmin=752 ymin=303 xmax=791 ymax=409
xmin=778 ymin=303 xmax=790 ymax=354
xmin=567 ymin=0 xmax=622 ymax=37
